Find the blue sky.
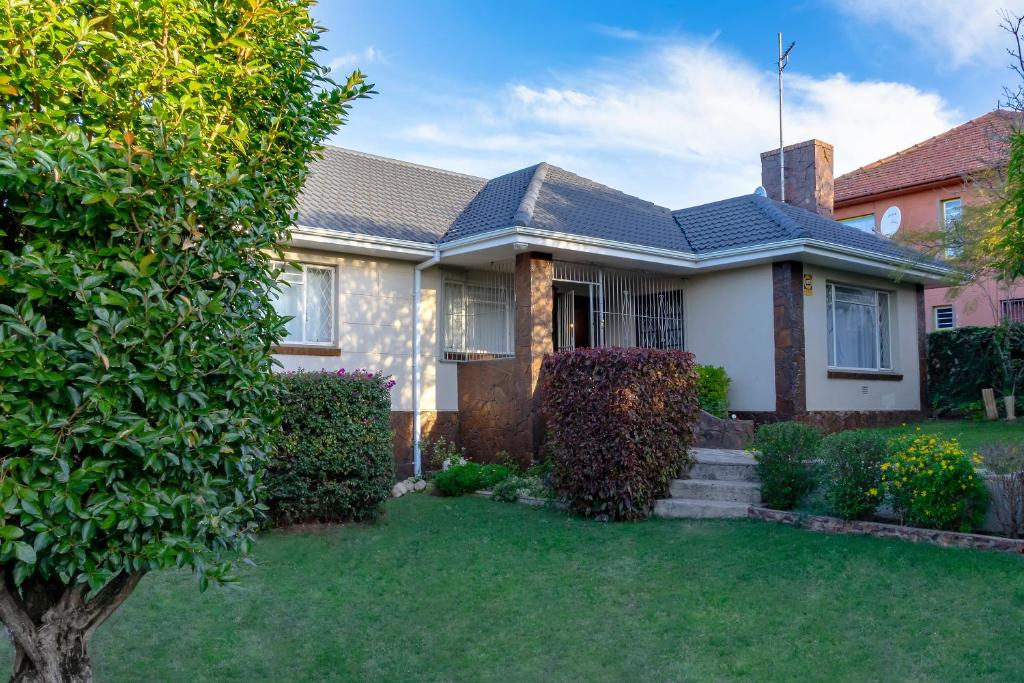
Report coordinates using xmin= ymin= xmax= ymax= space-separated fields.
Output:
xmin=312 ymin=0 xmax=1021 ymax=208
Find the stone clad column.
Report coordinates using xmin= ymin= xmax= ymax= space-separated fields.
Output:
xmin=513 ymin=251 xmax=553 ymax=463
xmin=773 ymin=260 xmax=806 ymax=418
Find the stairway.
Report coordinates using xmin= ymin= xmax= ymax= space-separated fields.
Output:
xmin=653 ymin=447 xmax=761 ymax=519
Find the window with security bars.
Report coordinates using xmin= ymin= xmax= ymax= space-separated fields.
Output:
xmin=1002 ymin=298 xmax=1024 ymax=324
xmin=933 ymin=305 xmax=955 ymax=330
xmin=443 ymin=268 xmax=515 ymax=361
xmin=826 ymin=282 xmax=892 ymax=371
xmin=271 ymin=262 xmax=335 ymax=344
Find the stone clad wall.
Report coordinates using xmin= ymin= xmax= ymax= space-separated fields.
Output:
xmin=457 ymin=359 xmax=519 ymax=462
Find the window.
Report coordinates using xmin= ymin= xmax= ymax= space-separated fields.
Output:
xmin=1002 ymin=298 xmax=1024 ymax=324
xmin=826 ymin=283 xmax=892 ymax=371
xmin=942 ymin=198 xmax=963 ymax=258
xmin=840 ymin=214 xmax=876 ymax=234
xmin=443 ymin=269 xmax=515 ymax=361
xmin=933 ymin=305 xmax=955 ymax=330
xmin=271 ymin=262 xmax=335 ymax=344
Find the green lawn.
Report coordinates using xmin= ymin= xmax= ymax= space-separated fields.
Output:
xmin=4 ymin=495 xmax=1023 ymax=681
xmin=872 ymin=418 xmax=1024 ymax=454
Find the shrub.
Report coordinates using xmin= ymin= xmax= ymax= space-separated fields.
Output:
xmin=979 ymin=442 xmax=1024 ymax=537
xmin=882 ymin=431 xmax=988 ymax=531
xmin=750 ymin=422 xmax=821 ymax=510
xmin=927 ymin=324 xmax=1024 ymax=415
xmin=542 ymin=348 xmax=699 ymax=520
xmin=433 ymin=463 xmax=512 ymax=497
xmin=420 ymin=436 xmax=467 ymax=472
xmin=491 ymin=475 xmax=549 ymax=503
xmin=266 ymin=371 xmax=395 ymax=525
xmin=818 ymin=430 xmax=890 ymax=520
xmin=696 ymin=365 xmax=731 ymax=417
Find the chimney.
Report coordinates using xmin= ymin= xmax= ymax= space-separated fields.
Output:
xmin=760 ymin=139 xmax=834 ymax=218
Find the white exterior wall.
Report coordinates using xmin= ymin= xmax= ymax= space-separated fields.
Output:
xmin=803 ymin=264 xmax=921 ymax=411
xmin=684 ymin=264 xmax=776 ymax=412
xmin=272 ymin=249 xmax=457 ymax=412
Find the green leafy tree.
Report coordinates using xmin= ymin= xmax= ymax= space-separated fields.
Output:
xmin=0 ymin=2 xmax=371 ymax=680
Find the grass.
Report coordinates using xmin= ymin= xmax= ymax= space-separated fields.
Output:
xmin=3 ymin=495 xmax=1023 ymax=681
xmin=871 ymin=418 xmax=1024 ymax=453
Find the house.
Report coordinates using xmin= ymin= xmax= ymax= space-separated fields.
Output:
xmin=278 ymin=139 xmax=951 ymax=476
xmin=834 ymin=109 xmax=1024 ymax=332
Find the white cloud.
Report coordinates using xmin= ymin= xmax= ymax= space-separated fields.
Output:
xmin=836 ymin=0 xmax=1009 ymax=68
xmin=590 ymin=24 xmax=643 ymax=41
xmin=387 ymin=41 xmax=960 ymax=208
xmin=328 ymin=46 xmax=381 ymax=74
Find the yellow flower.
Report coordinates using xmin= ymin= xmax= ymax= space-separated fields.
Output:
xmin=880 ymin=462 xmax=890 ymax=471
xmin=868 ymin=488 xmax=878 ymax=496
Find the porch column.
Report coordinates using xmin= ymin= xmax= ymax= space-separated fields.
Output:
xmin=513 ymin=251 xmax=553 ymax=463
xmin=772 ymin=260 xmax=806 ymax=418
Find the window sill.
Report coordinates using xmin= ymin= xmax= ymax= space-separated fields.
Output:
xmin=827 ymin=370 xmax=903 ymax=381
xmin=272 ymin=345 xmax=341 ymax=357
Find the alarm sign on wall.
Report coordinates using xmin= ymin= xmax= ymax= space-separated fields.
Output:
xmin=879 ymin=206 xmax=902 ymax=237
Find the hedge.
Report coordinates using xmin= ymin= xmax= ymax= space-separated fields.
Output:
xmin=541 ymin=347 xmax=700 ymax=520
xmin=696 ymin=364 xmax=731 ymax=418
xmin=265 ymin=370 xmax=395 ymax=525
xmin=927 ymin=324 xmax=1024 ymax=415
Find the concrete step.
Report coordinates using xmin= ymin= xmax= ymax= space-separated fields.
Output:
xmin=688 ymin=461 xmax=759 ymax=482
xmin=669 ymin=479 xmax=762 ymax=504
xmin=653 ymin=498 xmax=751 ymax=519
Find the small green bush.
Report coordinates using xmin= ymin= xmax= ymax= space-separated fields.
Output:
xmin=266 ymin=370 xmax=395 ymax=525
xmin=883 ymin=430 xmax=988 ymax=531
xmin=818 ymin=430 xmax=890 ymax=520
xmin=697 ymin=365 xmax=731 ymax=417
xmin=433 ymin=463 xmax=512 ymax=497
xmin=491 ymin=475 xmax=549 ymax=503
xmin=751 ymin=422 xmax=821 ymax=510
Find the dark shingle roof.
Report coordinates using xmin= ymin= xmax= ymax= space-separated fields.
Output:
xmin=672 ymin=194 xmax=936 ymax=264
xmin=834 ymin=110 xmax=1022 ymax=204
xmin=299 ymin=146 xmax=942 ymax=268
xmin=297 ymin=147 xmax=485 ymax=242
xmin=444 ymin=162 xmax=691 ymax=252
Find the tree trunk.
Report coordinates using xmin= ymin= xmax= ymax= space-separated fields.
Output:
xmin=10 ymin=628 xmax=91 ymax=683
xmin=0 ymin=572 xmax=144 ymax=683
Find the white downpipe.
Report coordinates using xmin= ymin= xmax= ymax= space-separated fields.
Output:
xmin=412 ymin=247 xmax=441 ymax=477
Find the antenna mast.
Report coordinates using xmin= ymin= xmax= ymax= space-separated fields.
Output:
xmin=777 ymin=33 xmax=795 ymax=202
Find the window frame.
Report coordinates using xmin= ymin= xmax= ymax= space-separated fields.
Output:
xmin=941 ymin=197 xmax=963 ymax=258
xmin=826 ymin=281 xmax=894 ymax=372
xmin=1002 ymin=297 xmax=1024 ymax=324
xmin=839 ymin=213 xmax=876 ymax=234
xmin=933 ymin=305 xmax=955 ymax=330
xmin=441 ymin=271 xmax=515 ymax=362
xmin=271 ymin=261 xmax=338 ymax=346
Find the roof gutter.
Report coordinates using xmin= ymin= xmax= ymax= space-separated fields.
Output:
xmin=412 ymin=247 xmax=441 ymax=477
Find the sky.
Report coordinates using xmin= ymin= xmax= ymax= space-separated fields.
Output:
xmin=312 ymin=0 xmax=1023 ymax=209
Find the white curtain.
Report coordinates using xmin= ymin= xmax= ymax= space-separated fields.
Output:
xmin=834 ymin=301 xmax=878 ymax=369
xmin=275 ymin=265 xmax=304 ymax=342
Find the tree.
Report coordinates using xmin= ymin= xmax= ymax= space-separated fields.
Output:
xmin=995 ymin=11 xmax=1024 ymax=280
xmin=0 ymin=2 xmax=371 ymax=680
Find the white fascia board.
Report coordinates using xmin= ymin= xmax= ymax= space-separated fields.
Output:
xmin=289 ymin=223 xmax=953 ymax=282
xmin=438 ymin=227 xmax=700 ymax=270
xmin=437 ymin=226 xmax=952 ymax=282
xmin=290 ymin=224 xmax=435 ymax=260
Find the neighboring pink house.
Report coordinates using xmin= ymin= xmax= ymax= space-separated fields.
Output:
xmin=834 ymin=110 xmax=1024 ymax=332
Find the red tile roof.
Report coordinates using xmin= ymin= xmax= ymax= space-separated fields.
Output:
xmin=834 ymin=110 xmax=1023 ymax=205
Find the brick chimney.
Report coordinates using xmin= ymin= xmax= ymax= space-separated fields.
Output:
xmin=760 ymin=139 xmax=834 ymax=218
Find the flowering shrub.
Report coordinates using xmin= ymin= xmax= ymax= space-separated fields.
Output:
xmin=266 ymin=370 xmax=395 ymax=525
xmin=750 ymin=422 xmax=821 ymax=510
xmin=882 ymin=430 xmax=988 ymax=531
xmin=542 ymin=348 xmax=699 ymax=520
xmin=817 ymin=430 xmax=890 ymax=520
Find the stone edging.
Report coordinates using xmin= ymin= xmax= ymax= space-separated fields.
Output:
xmin=748 ymin=506 xmax=1024 ymax=553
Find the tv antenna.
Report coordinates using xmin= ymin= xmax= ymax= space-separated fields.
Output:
xmin=777 ymin=33 xmax=795 ymax=201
